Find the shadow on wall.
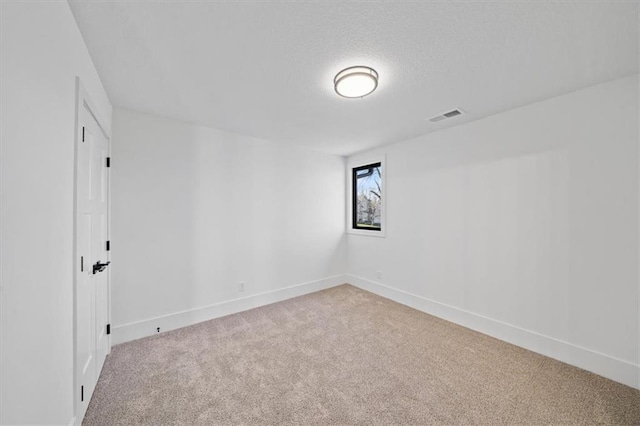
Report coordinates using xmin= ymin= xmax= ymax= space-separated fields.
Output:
xmin=112 ymin=109 xmax=348 ymax=331
xmin=348 ymin=75 xmax=638 ymax=371
xmin=111 ymin=113 xmax=198 ymax=328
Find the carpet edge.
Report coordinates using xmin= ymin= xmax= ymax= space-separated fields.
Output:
xmin=111 ymin=274 xmax=347 ymax=345
xmin=346 ymin=273 xmax=640 ymax=390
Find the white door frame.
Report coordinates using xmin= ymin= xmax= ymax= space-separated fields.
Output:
xmin=73 ymin=77 xmax=112 ymax=425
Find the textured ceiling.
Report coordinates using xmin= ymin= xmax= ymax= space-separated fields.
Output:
xmin=69 ymin=1 xmax=638 ymax=156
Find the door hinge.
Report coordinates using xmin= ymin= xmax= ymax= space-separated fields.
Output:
xmin=106 ymin=240 xmax=110 ymax=251
xmin=106 ymin=157 xmax=111 ymax=167
xmin=82 ymin=127 xmax=85 ymax=142
xmin=81 ymin=256 xmax=84 ymax=272
xmin=106 ymin=324 xmax=111 ymax=335
xmin=81 ymin=385 xmax=84 ymax=402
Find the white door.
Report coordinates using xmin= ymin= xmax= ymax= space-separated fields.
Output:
xmin=75 ymin=84 xmax=110 ymax=422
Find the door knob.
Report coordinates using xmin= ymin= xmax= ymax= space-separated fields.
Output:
xmin=93 ymin=261 xmax=111 ymax=275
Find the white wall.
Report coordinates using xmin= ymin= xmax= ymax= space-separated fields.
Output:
xmin=347 ymin=75 xmax=639 ymax=389
xmin=110 ymin=109 xmax=346 ymax=343
xmin=0 ymin=2 xmax=112 ymax=424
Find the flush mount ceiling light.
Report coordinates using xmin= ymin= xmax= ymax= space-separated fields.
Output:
xmin=334 ymin=66 xmax=379 ymax=98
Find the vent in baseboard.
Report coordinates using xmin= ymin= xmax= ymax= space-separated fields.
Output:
xmin=429 ymin=108 xmax=464 ymax=123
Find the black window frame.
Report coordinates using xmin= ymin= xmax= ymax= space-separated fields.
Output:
xmin=352 ymin=162 xmax=382 ymax=231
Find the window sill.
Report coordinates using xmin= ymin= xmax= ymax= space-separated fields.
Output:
xmin=347 ymin=228 xmax=386 ymax=238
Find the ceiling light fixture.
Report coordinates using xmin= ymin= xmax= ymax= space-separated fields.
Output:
xmin=334 ymin=66 xmax=379 ymax=98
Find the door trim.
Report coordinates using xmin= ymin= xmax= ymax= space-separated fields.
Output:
xmin=73 ymin=77 xmax=112 ymax=425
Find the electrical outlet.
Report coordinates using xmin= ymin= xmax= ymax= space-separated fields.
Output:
xmin=157 ymin=327 xmax=160 ymax=333
xmin=239 ymin=281 xmax=245 ymax=292
xmin=376 ymin=271 xmax=382 ymax=280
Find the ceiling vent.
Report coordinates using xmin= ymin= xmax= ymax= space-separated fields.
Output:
xmin=429 ymin=109 xmax=464 ymax=123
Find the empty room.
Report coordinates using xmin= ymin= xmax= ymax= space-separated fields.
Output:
xmin=1 ymin=1 xmax=639 ymax=424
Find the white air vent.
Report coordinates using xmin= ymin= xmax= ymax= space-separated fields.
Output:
xmin=429 ymin=109 xmax=464 ymax=123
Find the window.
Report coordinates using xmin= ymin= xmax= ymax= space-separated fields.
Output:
xmin=352 ymin=162 xmax=382 ymax=231
xmin=347 ymin=156 xmax=385 ymax=237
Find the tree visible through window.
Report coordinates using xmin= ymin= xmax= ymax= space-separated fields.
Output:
xmin=352 ymin=162 xmax=382 ymax=231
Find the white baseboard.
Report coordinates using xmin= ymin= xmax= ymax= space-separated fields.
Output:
xmin=346 ymin=274 xmax=640 ymax=390
xmin=112 ymin=274 xmax=347 ymax=345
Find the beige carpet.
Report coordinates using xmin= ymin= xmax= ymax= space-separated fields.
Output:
xmin=85 ymin=284 xmax=640 ymax=425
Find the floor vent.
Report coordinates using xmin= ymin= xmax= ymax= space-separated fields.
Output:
xmin=429 ymin=108 xmax=464 ymax=123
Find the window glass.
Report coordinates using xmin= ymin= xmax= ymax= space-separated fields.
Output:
xmin=352 ymin=162 xmax=382 ymax=231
